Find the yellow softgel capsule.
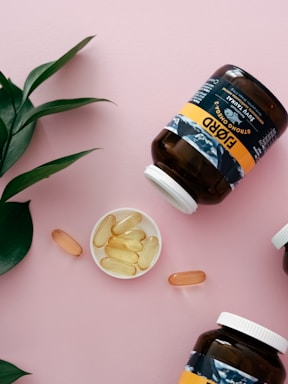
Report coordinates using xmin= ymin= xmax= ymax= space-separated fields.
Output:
xmin=118 ymin=229 xmax=146 ymax=241
xmin=52 ymin=229 xmax=82 ymax=256
xmin=100 ymin=257 xmax=137 ymax=277
xmin=105 ymin=245 xmax=139 ymax=264
xmin=138 ymin=236 xmax=159 ymax=270
xmin=93 ymin=214 xmax=116 ymax=248
xmin=108 ymin=236 xmax=127 ymax=249
xmin=112 ymin=212 xmax=142 ymax=235
xmin=168 ymin=270 xmax=206 ymax=286
xmin=122 ymin=239 xmax=143 ymax=252
xmin=108 ymin=236 xmax=143 ymax=252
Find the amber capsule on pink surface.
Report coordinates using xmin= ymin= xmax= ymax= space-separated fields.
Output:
xmin=168 ymin=270 xmax=206 ymax=286
xmin=52 ymin=229 xmax=82 ymax=256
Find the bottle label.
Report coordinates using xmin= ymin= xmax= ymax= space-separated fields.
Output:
xmin=165 ymin=77 xmax=278 ymax=188
xmin=178 ymin=351 xmax=265 ymax=384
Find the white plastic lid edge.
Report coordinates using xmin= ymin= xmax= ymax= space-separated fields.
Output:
xmin=217 ymin=312 xmax=288 ymax=354
xmin=272 ymin=223 xmax=288 ymax=250
xmin=144 ymin=164 xmax=198 ymax=214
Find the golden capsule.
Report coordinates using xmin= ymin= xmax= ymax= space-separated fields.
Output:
xmin=105 ymin=245 xmax=139 ymax=264
xmin=117 ymin=229 xmax=146 ymax=241
xmin=108 ymin=236 xmax=143 ymax=252
xmin=52 ymin=229 xmax=82 ymax=256
xmin=100 ymin=257 xmax=137 ymax=277
xmin=168 ymin=270 xmax=206 ymax=286
xmin=112 ymin=212 xmax=142 ymax=235
xmin=93 ymin=214 xmax=116 ymax=248
xmin=122 ymin=239 xmax=143 ymax=252
xmin=138 ymin=236 xmax=159 ymax=270
xmin=108 ymin=236 xmax=127 ymax=249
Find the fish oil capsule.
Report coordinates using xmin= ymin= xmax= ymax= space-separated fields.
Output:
xmin=138 ymin=236 xmax=159 ymax=270
xmin=52 ymin=229 xmax=82 ymax=256
xmin=121 ymin=239 xmax=143 ymax=252
xmin=145 ymin=65 xmax=288 ymax=214
xmin=93 ymin=214 xmax=116 ymax=247
xmin=108 ymin=236 xmax=143 ymax=252
xmin=112 ymin=212 xmax=142 ymax=235
xmin=108 ymin=236 xmax=127 ymax=249
xmin=118 ymin=229 xmax=146 ymax=241
xmin=178 ymin=312 xmax=287 ymax=384
xmin=105 ymin=245 xmax=139 ymax=264
xmin=100 ymin=257 xmax=137 ymax=277
xmin=168 ymin=270 xmax=206 ymax=286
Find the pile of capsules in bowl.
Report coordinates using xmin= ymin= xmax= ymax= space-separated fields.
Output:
xmin=91 ymin=210 xmax=160 ymax=278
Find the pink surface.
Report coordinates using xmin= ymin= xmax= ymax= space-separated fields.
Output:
xmin=1 ymin=1 xmax=288 ymax=383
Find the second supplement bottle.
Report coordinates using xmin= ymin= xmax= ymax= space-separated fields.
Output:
xmin=178 ymin=312 xmax=287 ymax=384
xmin=145 ymin=65 xmax=288 ymax=214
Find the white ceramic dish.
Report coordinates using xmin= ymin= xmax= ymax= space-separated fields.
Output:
xmin=90 ymin=208 xmax=162 ymax=279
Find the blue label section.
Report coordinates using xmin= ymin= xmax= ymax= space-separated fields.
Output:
xmin=166 ymin=115 xmax=244 ymax=189
xmin=165 ymin=76 xmax=278 ymax=189
xmin=184 ymin=351 xmax=265 ymax=384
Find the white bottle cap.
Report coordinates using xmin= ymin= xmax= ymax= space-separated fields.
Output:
xmin=144 ymin=164 xmax=198 ymax=214
xmin=217 ymin=312 xmax=288 ymax=354
xmin=272 ymin=223 xmax=288 ymax=250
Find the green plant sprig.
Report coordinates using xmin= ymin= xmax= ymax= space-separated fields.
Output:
xmin=0 ymin=35 xmax=111 ymax=277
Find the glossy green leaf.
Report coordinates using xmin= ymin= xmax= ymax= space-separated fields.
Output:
xmin=15 ymin=97 xmax=111 ymax=132
xmin=0 ymin=35 xmax=111 ymax=276
xmin=0 ymin=117 xmax=8 ymax=155
xmin=0 ymin=71 xmax=15 ymax=102
xmin=1 ymin=149 xmax=96 ymax=202
xmin=0 ymin=83 xmax=36 ymax=176
xmin=0 ymin=360 xmax=30 ymax=384
xmin=22 ymin=35 xmax=95 ymax=100
xmin=0 ymin=201 xmax=33 ymax=275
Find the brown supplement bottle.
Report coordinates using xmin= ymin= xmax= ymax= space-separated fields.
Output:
xmin=272 ymin=223 xmax=288 ymax=274
xmin=178 ymin=312 xmax=287 ymax=384
xmin=145 ymin=65 xmax=288 ymax=214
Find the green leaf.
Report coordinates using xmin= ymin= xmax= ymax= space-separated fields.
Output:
xmin=1 ymin=149 xmax=96 ymax=201
xmin=0 ymin=117 xmax=8 ymax=155
xmin=15 ymin=97 xmax=111 ymax=132
xmin=0 ymin=201 xmax=33 ymax=275
xmin=0 ymin=359 xmax=30 ymax=383
xmin=0 ymin=72 xmax=15 ymax=101
xmin=0 ymin=82 xmax=36 ymax=176
xmin=22 ymin=35 xmax=95 ymax=100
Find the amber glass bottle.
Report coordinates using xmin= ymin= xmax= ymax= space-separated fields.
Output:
xmin=178 ymin=312 xmax=287 ymax=384
xmin=145 ymin=65 xmax=288 ymax=214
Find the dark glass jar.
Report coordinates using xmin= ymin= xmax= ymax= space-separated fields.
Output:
xmin=145 ymin=65 xmax=288 ymax=214
xmin=272 ymin=223 xmax=288 ymax=274
xmin=178 ymin=312 xmax=287 ymax=384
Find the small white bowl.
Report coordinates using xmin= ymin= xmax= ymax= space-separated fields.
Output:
xmin=90 ymin=208 xmax=162 ymax=279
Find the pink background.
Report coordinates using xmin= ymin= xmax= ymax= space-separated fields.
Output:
xmin=1 ymin=1 xmax=288 ymax=383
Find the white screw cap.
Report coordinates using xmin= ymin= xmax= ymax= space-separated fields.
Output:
xmin=217 ymin=312 xmax=288 ymax=354
xmin=272 ymin=224 xmax=288 ymax=250
xmin=144 ymin=164 xmax=198 ymax=214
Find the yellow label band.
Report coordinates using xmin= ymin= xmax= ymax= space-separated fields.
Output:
xmin=178 ymin=370 xmax=216 ymax=384
xmin=179 ymin=103 xmax=255 ymax=174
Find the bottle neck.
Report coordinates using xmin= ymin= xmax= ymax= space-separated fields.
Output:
xmin=221 ymin=326 xmax=280 ymax=356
